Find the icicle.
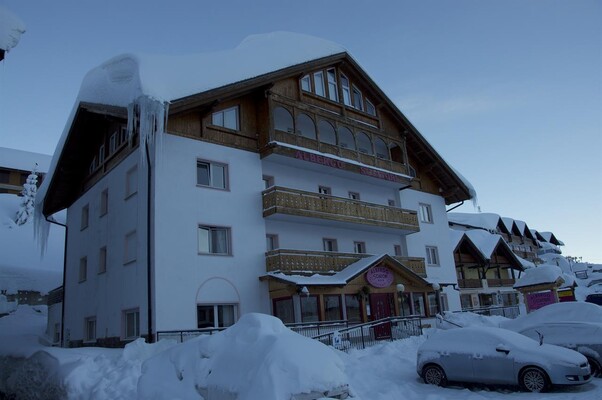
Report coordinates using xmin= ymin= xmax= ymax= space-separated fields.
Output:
xmin=127 ymin=95 xmax=169 ymax=168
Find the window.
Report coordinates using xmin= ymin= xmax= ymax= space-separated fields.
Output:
xmin=98 ymin=144 xmax=106 ymax=165
xmin=125 ymin=166 xmax=138 ymax=198
xmin=296 ymin=113 xmax=316 ymax=139
xmin=198 ymin=226 xmax=231 ymax=255
xmin=313 ymin=71 xmax=325 ymax=97
xmin=124 ymin=309 xmax=140 ymax=339
xmin=79 ymin=257 xmax=87 ymax=282
xmin=388 ymin=199 xmax=396 ymax=207
xmin=211 ymin=106 xmax=239 ymax=130
xmin=327 ymin=68 xmax=338 ymax=101
xmin=196 ymin=160 xmax=227 ymax=190
xmin=323 ymin=238 xmax=338 ymax=252
xmin=266 ymin=234 xmax=279 ymax=251
xmin=394 ymin=245 xmax=402 ymax=256
xmin=318 ymin=186 xmax=331 ymax=195
xmin=348 ymin=192 xmax=360 ymax=200
xmin=460 ymin=294 xmax=473 ymax=310
xmin=301 ymin=74 xmax=311 ymax=92
xmin=357 ymin=132 xmax=373 ymax=155
xmin=324 ymin=295 xmax=342 ymax=321
xmin=274 ymin=106 xmax=294 ymax=133
xmin=352 ymin=86 xmax=363 ymax=111
xmin=374 ymin=138 xmax=389 ymax=159
xmin=0 ymin=170 xmax=9 ymax=184
xmin=408 ymin=164 xmax=417 ymax=178
xmin=440 ymin=293 xmax=449 ymax=312
xmin=300 ymin=295 xmax=319 ymax=322
xmin=344 ymin=295 xmax=361 ymax=323
xmin=81 ymin=204 xmax=89 ymax=230
xmin=318 ymin=120 xmax=337 ymax=145
xmin=89 ymin=156 xmax=97 ymax=174
xmin=99 ymin=246 xmax=107 ymax=274
xmin=400 ymin=293 xmax=412 ymax=316
xmin=412 ymin=293 xmax=426 ymax=316
xmin=354 ymin=241 xmax=366 ymax=254
xmin=427 ymin=292 xmax=439 ymax=316
xmin=273 ymin=297 xmax=294 ymax=324
xmin=340 ymin=74 xmax=351 ymax=106
xmin=262 ymin=175 xmax=274 ymax=189
xmin=419 ymin=203 xmax=433 ymax=224
xmin=109 ymin=131 xmax=118 ymax=154
xmin=124 ymin=231 xmax=137 ymax=264
xmin=85 ymin=317 xmax=96 ymax=342
xmin=338 ymin=127 xmax=355 ymax=150
xmin=197 ymin=304 xmax=237 ymax=328
xmin=425 ymin=246 xmax=439 ymax=266
xmin=100 ymin=189 xmax=108 ymax=216
xmin=365 ymin=98 xmax=376 ymax=116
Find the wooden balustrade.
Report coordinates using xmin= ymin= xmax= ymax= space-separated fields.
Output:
xmin=458 ymin=279 xmax=483 ymax=288
xmin=263 ymin=186 xmax=419 ymax=232
xmin=265 ymin=249 xmax=426 ymax=277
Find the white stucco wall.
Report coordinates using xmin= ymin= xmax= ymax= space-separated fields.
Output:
xmin=400 ymin=189 xmax=461 ymax=311
xmin=64 ymin=150 xmax=148 ymax=343
xmin=152 ymin=134 xmax=269 ymax=332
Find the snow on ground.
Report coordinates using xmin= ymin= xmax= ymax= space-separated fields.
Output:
xmin=2 ymin=307 xmax=602 ymax=400
xmin=0 ymin=194 xmax=64 ymax=295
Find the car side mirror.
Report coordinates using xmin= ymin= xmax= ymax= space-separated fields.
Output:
xmin=496 ymin=344 xmax=510 ymax=355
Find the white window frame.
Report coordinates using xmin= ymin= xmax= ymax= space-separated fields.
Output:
xmin=426 ymin=246 xmax=440 ymax=266
xmin=125 ymin=166 xmax=138 ymax=199
xmin=262 ymin=175 xmax=274 ymax=189
xmin=198 ymin=225 xmax=232 ymax=255
xmin=326 ymin=68 xmax=338 ymax=102
xmin=197 ymin=304 xmax=238 ymax=329
xmin=365 ymin=98 xmax=376 ymax=116
xmin=352 ymin=85 xmax=364 ymax=111
xmin=323 ymin=238 xmax=338 ymax=252
xmin=354 ymin=241 xmax=366 ymax=254
xmin=123 ymin=308 xmax=140 ymax=340
xmin=266 ymin=234 xmax=279 ymax=251
xmin=340 ymin=74 xmax=351 ymax=106
xmin=300 ymin=74 xmax=311 ymax=92
xmin=313 ymin=71 xmax=325 ymax=97
xmin=79 ymin=256 xmax=87 ymax=282
xmin=98 ymin=144 xmax=105 ymax=165
xmin=124 ymin=231 xmax=137 ymax=265
xmin=419 ymin=203 xmax=433 ymax=224
xmin=109 ymin=131 xmax=118 ymax=154
xmin=211 ymin=106 xmax=239 ymax=131
xmin=318 ymin=186 xmax=332 ymax=195
xmin=348 ymin=191 xmax=360 ymax=200
xmin=196 ymin=159 xmax=228 ymax=190
xmin=84 ymin=316 xmax=96 ymax=342
xmin=100 ymin=189 xmax=108 ymax=216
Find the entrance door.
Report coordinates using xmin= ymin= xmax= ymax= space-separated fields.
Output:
xmin=370 ymin=293 xmax=393 ymax=340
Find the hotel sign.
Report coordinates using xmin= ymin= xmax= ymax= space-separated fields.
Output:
xmin=366 ymin=266 xmax=394 ymax=288
xmin=293 ymin=150 xmax=406 ymax=183
xmin=526 ymin=291 xmax=556 ymax=312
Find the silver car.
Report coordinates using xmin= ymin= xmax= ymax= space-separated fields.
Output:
xmin=417 ymin=326 xmax=592 ymax=392
xmin=501 ymin=302 xmax=602 ymax=377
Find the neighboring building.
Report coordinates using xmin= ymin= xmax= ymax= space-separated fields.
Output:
xmin=0 ymin=6 xmax=26 ymax=62
xmin=0 ymin=147 xmax=50 ymax=194
xmin=38 ymin=33 xmax=472 ymax=347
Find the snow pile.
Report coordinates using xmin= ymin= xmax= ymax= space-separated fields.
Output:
xmin=0 ymin=6 xmax=25 ymax=53
xmin=139 ymin=313 xmax=348 ymax=400
xmin=437 ymin=311 xmax=509 ymax=329
xmin=501 ymin=302 xmax=602 ymax=332
xmin=0 ymin=194 xmax=63 ymax=294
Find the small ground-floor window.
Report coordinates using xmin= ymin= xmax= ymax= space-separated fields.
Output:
xmin=344 ymin=295 xmax=362 ymax=323
xmin=399 ymin=293 xmax=412 ymax=316
xmin=460 ymin=294 xmax=473 ymax=309
xmin=300 ymin=295 xmax=320 ymax=322
xmin=427 ymin=292 xmax=439 ymax=316
xmin=197 ymin=304 xmax=237 ymax=329
xmin=273 ymin=297 xmax=294 ymax=324
xmin=412 ymin=293 xmax=426 ymax=317
xmin=123 ymin=309 xmax=140 ymax=339
xmin=324 ymin=295 xmax=342 ymax=321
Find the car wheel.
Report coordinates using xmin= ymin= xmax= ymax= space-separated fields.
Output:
xmin=587 ymin=357 xmax=601 ymax=378
xmin=520 ymin=367 xmax=550 ymax=393
xmin=423 ymin=364 xmax=447 ymax=387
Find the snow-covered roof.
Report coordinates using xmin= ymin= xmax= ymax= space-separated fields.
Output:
xmin=0 ymin=147 xmax=51 ymax=173
xmin=448 ymin=229 xmax=466 ymax=251
xmin=448 ymin=166 xmax=477 ymax=201
xmin=0 ymin=6 xmax=25 ymax=53
xmin=448 ymin=212 xmax=501 ymax=231
xmin=516 ymin=255 xmax=536 ymax=269
xmin=539 ymin=231 xmax=564 ymax=246
xmin=464 ymin=229 xmax=506 ymax=260
xmin=514 ymin=264 xmax=565 ymax=289
xmin=514 ymin=219 xmax=527 ymax=235
xmin=500 ymin=217 xmax=515 ymax=234
xmin=79 ymin=32 xmax=346 ymax=107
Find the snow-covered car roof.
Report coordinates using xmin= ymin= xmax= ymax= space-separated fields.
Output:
xmin=500 ymin=302 xmax=602 ymax=332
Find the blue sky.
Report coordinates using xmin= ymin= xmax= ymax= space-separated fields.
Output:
xmin=1 ymin=0 xmax=600 ymax=262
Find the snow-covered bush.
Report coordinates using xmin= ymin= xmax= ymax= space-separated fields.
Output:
xmin=15 ymin=166 xmax=38 ymax=226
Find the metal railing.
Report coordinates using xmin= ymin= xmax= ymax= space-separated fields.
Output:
xmin=310 ymin=316 xmax=423 ymax=352
xmin=457 ymin=305 xmax=521 ymax=319
xmin=156 ymin=327 xmax=227 ymax=343
xmin=285 ymin=319 xmax=350 ymax=338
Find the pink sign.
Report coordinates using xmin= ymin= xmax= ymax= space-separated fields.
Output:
xmin=526 ymin=291 xmax=556 ymax=312
xmin=366 ymin=266 xmax=394 ymax=288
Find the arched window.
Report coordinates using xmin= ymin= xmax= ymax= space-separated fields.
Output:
xmin=338 ymin=127 xmax=356 ymax=150
xmin=357 ymin=132 xmax=373 ymax=155
xmin=374 ymin=138 xmax=389 ymax=159
xmin=318 ymin=120 xmax=337 ymax=145
xmin=274 ymin=107 xmax=294 ymax=133
xmin=296 ymin=113 xmax=316 ymax=139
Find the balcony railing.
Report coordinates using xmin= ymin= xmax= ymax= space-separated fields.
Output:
xmin=262 ymin=186 xmax=419 ymax=233
xmin=486 ymin=278 xmax=516 ymax=287
xmin=457 ymin=278 xmax=483 ymax=288
xmin=265 ymin=249 xmax=426 ymax=277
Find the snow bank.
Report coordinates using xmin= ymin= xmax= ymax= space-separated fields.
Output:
xmin=437 ymin=310 xmax=509 ymax=329
xmin=139 ymin=313 xmax=348 ymax=400
xmin=501 ymin=302 xmax=602 ymax=332
xmin=0 ymin=6 xmax=25 ymax=53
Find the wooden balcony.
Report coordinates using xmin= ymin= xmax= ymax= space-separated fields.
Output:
xmin=487 ymin=278 xmax=516 ymax=287
xmin=457 ymin=279 xmax=483 ymax=289
xmin=263 ymin=186 xmax=419 ymax=233
xmin=266 ymin=249 xmax=426 ymax=277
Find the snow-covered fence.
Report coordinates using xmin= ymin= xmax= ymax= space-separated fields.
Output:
xmin=156 ymin=327 xmax=226 ymax=343
xmin=285 ymin=319 xmax=349 ymax=338
xmin=457 ymin=305 xmax=520 ymax=319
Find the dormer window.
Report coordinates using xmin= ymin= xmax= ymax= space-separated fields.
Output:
xmin=212 ymin=106 xmax=239 ymax=131
xmin=301 ymin=74 xmax=311 ymax=92
xmin=365 ymin=98 xmax=376 ymax=116
xmin=313 ymin=71 xmax=325 ymax=97
xmin=340 ymin=74 xmax=351 ymax=106
xmin=352 ymin=85 xmax=363 ymax=111
xmin=326 ymin=68 xmax=338 ymax=102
